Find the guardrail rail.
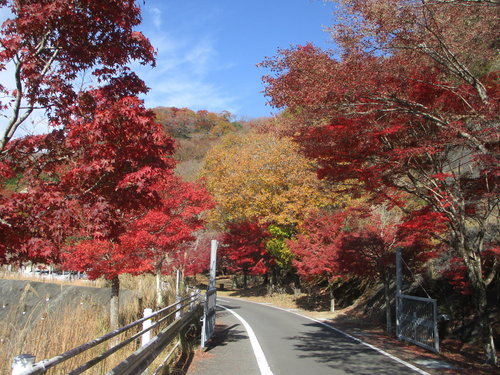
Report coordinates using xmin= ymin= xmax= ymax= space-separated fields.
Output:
xmin=12 ymin=292 xmax=202 ymax=375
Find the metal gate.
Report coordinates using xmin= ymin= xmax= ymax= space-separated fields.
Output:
xmin=395 ymin=248 xmax=439 ymax=353
xmin=396 ymin=293 xmax=439 ymax=352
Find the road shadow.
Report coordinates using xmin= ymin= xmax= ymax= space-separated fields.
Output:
xmin=203 ymin=308 xmax=248 ymax=352
xmin=285 ymin=322 xmax=418 ymax=374
xmin=204 ymin=323 xmax=247 ymax=352
xmin=227 ymin=286 xmax=268 ymax=298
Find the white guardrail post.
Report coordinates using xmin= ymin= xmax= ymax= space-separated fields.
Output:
xmin=12 ymin=354 xmax=35 ymax=375
xmin=141 ymin=308 xmax=153 ymax=347
xmin=175 ymin=269 xmax=181 ymax=319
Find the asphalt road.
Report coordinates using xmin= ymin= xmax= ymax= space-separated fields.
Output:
xmin=188 ymin=297 xmax=430 ymax=375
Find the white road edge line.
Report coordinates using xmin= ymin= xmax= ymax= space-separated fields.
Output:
xmin=217 ymin=304 xmax=274 ymax=375
xmin=220 ymin=297 xmax=431 ymax=375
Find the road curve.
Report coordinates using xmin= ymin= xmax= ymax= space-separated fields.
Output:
xmin=220 ymin=297 xmax=428 ymax=375
xmin=188 ymin=297 xmax=430 ymax=375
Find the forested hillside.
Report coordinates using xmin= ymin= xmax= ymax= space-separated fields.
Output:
xmin=0 ymin=0 xmax=497 ymax=368
xmin=152 ymin=107 xmax=247 ymax=181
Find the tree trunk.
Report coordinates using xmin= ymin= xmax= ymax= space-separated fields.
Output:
xmin=243 ymin=272 xmax=248 ymax=289
xmin=110 ymin=276 xmax=120 ymax=330
xmin=156 ymin=271 xmax=163 ymax=308
xmin=458 ymin=240 xmax=497 ymax=366
xmin=293 ymin=273 xmax=301 ymax=290
xmin=474 ymin=275 xmax=497 ymax=366
xmin=268 ymin=267 xmax=278 ymax=293
xmin=329 ymin=286 xmax=335 ymax=312
xmin=383 ymin=274 xmax=392 ymax=335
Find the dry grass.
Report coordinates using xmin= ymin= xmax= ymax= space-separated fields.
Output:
xmin=0 ymin=273 xmax=181 ymax=374
xmin=0 ymin=270 xmax=106 ymax=288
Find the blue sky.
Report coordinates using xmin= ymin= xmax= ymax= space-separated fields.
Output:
xmin=135 ymin=0 xmax=338 ymax=119
xmin=0 ymin=1 xmax=338 ymax=138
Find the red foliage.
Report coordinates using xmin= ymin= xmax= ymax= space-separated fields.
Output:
xmin=290 ymin=206 xmax=445 ymax=284
xmin=2 ymin=77 xmax=179 ymax=278
xmin=289 ymin=210 xmax=347 ymax=282
xmin=338 ymin=212 xmax=399 ymax=279
xmin=221 ymin=222 xmax=271 ymax=276
xmin=1 ymin=187 xmax=79 ymax=265
xmin=261 ymin=42 xmax=498 ymax=201
xmin=0 ymin=0 xmax=155 ymax=150
xmin=119 ymin=177 xmax=213 ymax=277
xmin=62 ymin=239 xmax=152 ymax=281
xmin=0 ymin=0 xmax=166 ymax=271
xmin=260 ymin=18 xmax=498 ymax=330
xmin=444 ymin=257 xmax=474 ymax=296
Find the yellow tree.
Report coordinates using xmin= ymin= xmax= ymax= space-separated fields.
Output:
xmin=201 ymin=131 xmax=333 ymax=229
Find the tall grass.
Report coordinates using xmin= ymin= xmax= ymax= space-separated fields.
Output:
xmin=0 ymin=273 xmax=178 ymax=374
xmin=0 ymin=269 xmax=107 ymax=288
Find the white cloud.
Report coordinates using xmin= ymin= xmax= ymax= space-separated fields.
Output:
xmin=148 ymin=7 xmax=162 ymax=29
xmin=136 ymin=34 xmax=239 ymax=114
xmin=144 ymin=75 xmax=239 ymax=113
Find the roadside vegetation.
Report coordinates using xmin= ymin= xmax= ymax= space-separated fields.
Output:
xmin=0 ymin=273 xmax=189 ymax=374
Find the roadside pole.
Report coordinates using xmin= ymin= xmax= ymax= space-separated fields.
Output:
xmin=201 ymin=240 xmax=218 ymax=348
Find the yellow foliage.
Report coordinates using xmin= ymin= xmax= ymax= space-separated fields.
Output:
xmin=201 ymin=131 xmax=339 ymax=228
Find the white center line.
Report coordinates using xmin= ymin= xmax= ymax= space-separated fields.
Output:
xmin=217 ymin=304 xmax=274 ymax=375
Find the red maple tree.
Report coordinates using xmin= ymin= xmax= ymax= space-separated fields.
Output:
xmin=118 ymin=177 xmax=213 ymax=306
xmin=261 ymin=1 xmax=498 ymax=363
xmin=0 ymin=0 xmax=157 ymax=266
xmin=3 ymin=78 xmax=176 ymax=328
xmin=221 ymin=221 xmax=271 ymax=288
xmin=290 ymin=206 xmax=445 ymax=331
xmin=0 ymin=1 xmax=219 ymax=330
xmin=0 ymin=0 xmax=155 ymax=152
xmin=289 ymin=210 xmax=347 ymax=283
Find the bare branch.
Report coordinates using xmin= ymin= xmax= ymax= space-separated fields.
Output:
xmin=1 ymin=44 xmax=60 ymax=152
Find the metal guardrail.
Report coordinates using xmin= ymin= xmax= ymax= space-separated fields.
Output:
xmin=107 ymin=306 xmax=199 ymax=375
xmin=13 ymin=292 xmax=202 ymax=375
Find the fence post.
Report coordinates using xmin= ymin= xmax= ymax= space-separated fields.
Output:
xmin=12 ymin=354 xmax=35 ymax=375
xmin=433 ymin=300 xmax=439 ymax=353
xmin=395 ymin=247 xmax=402 ymax=339
xmin=175 ymin=269 xmax=181 ymax=319
xmin=200 ymin=293 xmax=207 ymax=348
xmin=190 ymin=291 xmax=195 ymax=312
xmin=141 ymin=308 xmax=153 ymax=347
